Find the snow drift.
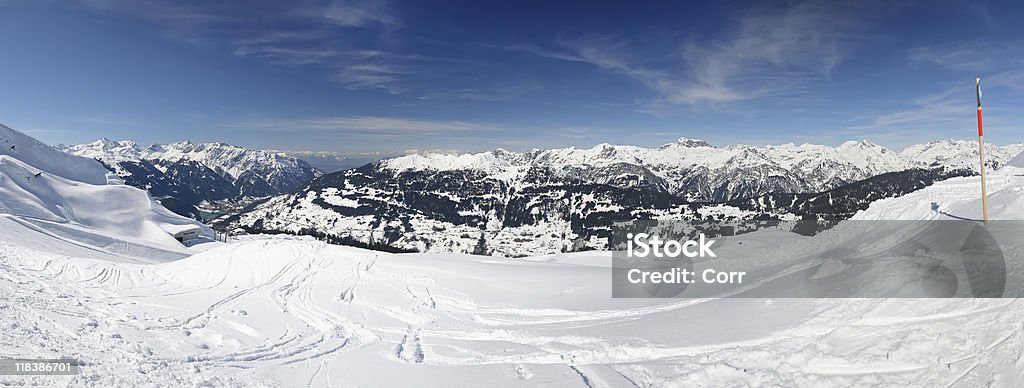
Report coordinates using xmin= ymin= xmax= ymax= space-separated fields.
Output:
xmin=0 ymin=123 xmax=111 ymax=185
xmin=0 ymin=154 xmax=211 ymax=261
xmin=0 ymin=124 xmax=211 ymax=262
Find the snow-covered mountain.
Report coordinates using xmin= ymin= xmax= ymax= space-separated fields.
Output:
xmin=219 ymin=138 xmax=1017 ymax=256
xmin=220 ymin=165 xmax=733 ymax=256
xmin=145 ymin=140 xmax=322 ymax=196
xmin=900 ymin=139 xmax=1024 ymax=172
xmin=381 ymin=138 xmax=1021 ymax=202
xmin=59 ymin=139 xmax=322 ymax=219
xmin=220 ymin=164 xmax=971 ymax=256
xmin=62 ymin=139 xmax=321 ymax=196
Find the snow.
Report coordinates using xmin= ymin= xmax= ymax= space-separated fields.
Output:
xmin=2 ymin=124 xmax=1024 ymax=386
xmin=0 ymin=153 xmax=212 ymax=262
xmin=383 ymin=138 xmax=1024 ymax=179
xmin=379 ymin=138 xmax=1024 ymax=202
xmin=60 ymin=137 xmax=322 ymax=193
xmin=901 ymin=140 xmax=1024 ymax=172
xmin=0 ymin=123 xmax=110 ymax=185
xmin=853 ymin=165 xmax=1024 ymax=221
xmin=386 ymin=152 xmax=517 ymax=175
xmin=60 ymin=138 xmax=145 ymax=164
xmin=3 ymin=234 xmax=1024 ymax=386
xmin=1008 ymin=151 xmax=1024 ymax=168
xmin=145 ymin=141 xmax=302 ymax=182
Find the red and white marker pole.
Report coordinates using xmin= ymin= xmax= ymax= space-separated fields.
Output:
xmin=977 ymin=77 xmax=989 ymax=224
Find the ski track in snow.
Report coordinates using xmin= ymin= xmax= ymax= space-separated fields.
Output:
xmin=3 ymin=236 xmax=1024 ymax=387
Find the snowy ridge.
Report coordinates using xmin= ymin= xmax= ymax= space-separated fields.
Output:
xmin=0 ymin=123 xmax=111 ymax=185
xmin=900 ymin=139 xmax=1024 ymax=172
xmin=145 ymin=140 xmax=321 ymax=188
xmin=381 ymin=138 xmax=1022 ymax=202
xmin=60 ymin=138 xmax=145 ymax=164
xmin=60 ymin=139 xmax=322 ymax=197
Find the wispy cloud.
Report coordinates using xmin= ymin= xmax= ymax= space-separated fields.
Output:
xmin=18 ymin=128 xmax=68 ymax=135
xmin=517 ymin=2 xmax=863 ymax=109
xmin=333 ymin=63 xmax=408 ymax=93
xmin=74 ymin=0 xmax=229 ymax=23
xmin=849 ymin=85 xmax=968 ymax=131
xmin=679 ymin=2 xmax=852 ymax=102
xmin=865 ymin=39 xmax=1024 ymax=138
xmin=72 ymin=0 xmax=237 ymax=44
xmin=417 ymin=82 xmax=544 ymax=102
xmin=233 ymin=46 xmax=341 ymax=66
xmin=69 ymin=1 xmax=543 ymax=101
xmin=76 ymin=0 xmax=420 ymax=92
xmin=293 ymin=0 xmax=399 ymax=28
xmin=907 ymin=40 xmax=1024 ymax=73
xmin=226 ymin=116 xmax=498 ymax=135
xmin=78 ymin=117 xmax=138 ymax=126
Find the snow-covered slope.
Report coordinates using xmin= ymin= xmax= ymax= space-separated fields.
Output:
xmin=854 ymin=163 xmax=1024 ymax=221
xmin=0 ymin=125 xmax=213 ymax=262
xmin=0 ymin=154 xmax=210 ymax=261
xmin=0 ymin=123 xmax=112 ymax=185
xmin=3 ymin=231 xmax=1024 ymax=386
xmin=1008 ymin=151 xmax=1024 ymax=168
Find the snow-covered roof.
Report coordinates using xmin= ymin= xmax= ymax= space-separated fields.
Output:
xmin=160 ymin=223 xmax=203 ymax=236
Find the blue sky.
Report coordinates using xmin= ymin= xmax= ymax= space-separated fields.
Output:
xmin=0 ymin=0 xmax=1022 ymax=154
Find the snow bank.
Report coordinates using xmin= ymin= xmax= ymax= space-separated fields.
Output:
xmin=0 ymin=123 xmax=110 ymax=185
xmin=0 ymin=155 xmax=210 ymax=261
xmin=854 ymin=166 xmax=1024 ymax=221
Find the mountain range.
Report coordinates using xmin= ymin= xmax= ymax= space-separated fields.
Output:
xmin=59 ymin=139 xmax=321 ymax=219
xmin=212 ymin=138 xmax=1022 ymax=256
xmin=380 ymin=138 xmax=1023 ymax=202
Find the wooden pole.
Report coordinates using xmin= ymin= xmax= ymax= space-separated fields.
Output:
xmin=977 ymin=77 xmax=989 ymax=224
xmin=979 ymin=131 xmax=989 ymax=224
